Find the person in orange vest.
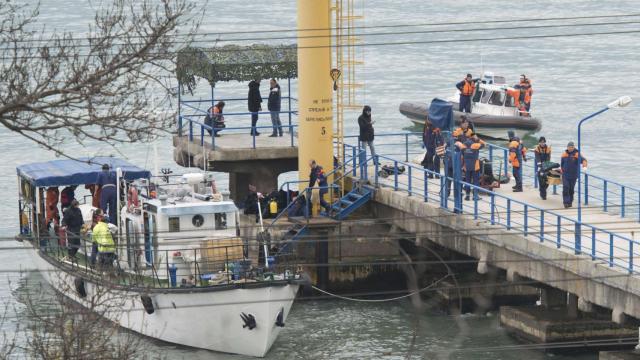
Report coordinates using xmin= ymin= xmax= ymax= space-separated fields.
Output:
xmin=508 ymin=136 xmax=527 ymax=192
xmin=458 ymin=135 xmax=486 ymax=200
xmin=533 ymin=136 xmax=551 ymax=200
xmin=205 ymin=101 xmax=226 ymax=137
xmin=507 ymin=85 xmax=528 ymax=116
xmin=560 ymin=141 xmax=587 ymax=208
xmin=456 ymin=73 xmax=475 ymax=113
xmin=519 ymin=74 xmax=533 ymax=112
xmin=453 ymin=116 xmax=474 ymax=142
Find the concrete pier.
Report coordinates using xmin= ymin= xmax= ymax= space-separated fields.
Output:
xmin=600 ymin=351 xmax=640 ymax=359
xmin=435 ymin=277 xmax=539 ymax=313
xmin=173 ymin=134 xmax=297 ymax=202
xmin=500 ymin=306 xmax=638 ymax=347
xmin=367 ymin=171 xmax=640 ymax=321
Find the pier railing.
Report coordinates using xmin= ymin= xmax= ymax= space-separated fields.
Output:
xmin=340 ymin=140 xmax=640 ymax=275
xmin=177 ymin=93 xmax=299 ymax=150
xmin=36 ymin=236 xmax=298 ymax=289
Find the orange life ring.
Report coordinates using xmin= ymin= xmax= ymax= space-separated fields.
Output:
xmin=127 ymin=187 xmax=139 ymax=210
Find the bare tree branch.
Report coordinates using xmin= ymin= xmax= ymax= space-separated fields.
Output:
xmin=0 ymin=0 xmax=200 ymax=158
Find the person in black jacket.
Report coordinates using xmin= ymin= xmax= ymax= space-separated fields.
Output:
xmin=268 ymin=78 xmax=283 ymax=137
xmin=62 ymin=200 xmax=84 ymax=258
xmin=248 ymin=79 xmax=263 ymax=136
xmin=357 ymin=105 xmax=378 ymax=165
xmin=308 ymin=160 xmax=331 ymax=213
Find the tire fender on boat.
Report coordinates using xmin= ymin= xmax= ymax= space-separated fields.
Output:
xmin=140 ymin=295 xmax=155 ymax=314
xmin=74 ymin=277 xmax=87 ymax=298
xmin=275 ymin=307 xmax=285 ymax=327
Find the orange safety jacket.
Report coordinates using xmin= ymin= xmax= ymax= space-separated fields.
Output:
xmin=508 ymin=140 xmax=527 ymax=168
xmin=461 ymin=80 xmax=475 ymax=96
xmin=453 ymin=127 xmax=474 ymax=139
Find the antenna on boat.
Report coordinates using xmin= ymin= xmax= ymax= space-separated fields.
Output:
xmin=153 ymin=142 xmax=159 ymax=178
xmin=257 ymin=200 xmax=269 ymax=269
xmin=480 ymin=53 xmax=484 ymax=75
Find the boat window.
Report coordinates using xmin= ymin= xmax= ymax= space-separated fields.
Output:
xmin=505 ymin=94 xmax=515 ymax=107
xmin=488 ymin=91 xmax=505 ymax=106
xmin=480 ymin=90 xmax=492 ymax=104
xmin=215 ymin=213 xmax=227 ymax=229
xmin=472 ymin=89 xmax=483 ymax=103
xmin=168 ymin=216 xmax=180 ymax=232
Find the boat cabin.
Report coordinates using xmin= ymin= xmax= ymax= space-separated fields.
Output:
xmin=471 ymin=83 xmax=521 ymax=117
xmin=120 ymin=172 xmax=240 ymax=280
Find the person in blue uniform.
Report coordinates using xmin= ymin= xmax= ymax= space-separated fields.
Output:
xmin=560 ymin=141 xmax=587 ymax=208
xmin=97 ymin=164 xmax=117 ymax=224
xmin=421 ymin=119 xmax=444 ymax=178
xmin=459 ymin=136 xmax=485 ymax=200
xmin=308 ymin=160 xmax=331 ymax=214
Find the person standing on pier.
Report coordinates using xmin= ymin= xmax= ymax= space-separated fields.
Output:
xmin=534 ymin=136 xmax=551 ymax=200
xmin=456 ymin=73 xmax=475 ymax=113
xmin=268 ymin=79 xmax=283 ymax=137
xmin=248 ymin=79 xmax=263 ymax=136
xmin=358 ymin=105 xmax=377 ymax=165
xmin=308 ymin=160 xmax=331 ymax=214
xmin=509 ymin=136 xmax=527 ymax=192
xmin=560 ymin=141 xmax=587 ymax=208
xmin=459 ymin=136 xmax=486 ymax=200
xmin=453 ymin=116 xmax=474 ymax=142
xmin=421 ymin=119 xmax=443 ymax=177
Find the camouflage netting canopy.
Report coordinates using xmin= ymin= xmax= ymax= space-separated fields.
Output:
xmin=176 ymin=44 xmax=297 ymax=91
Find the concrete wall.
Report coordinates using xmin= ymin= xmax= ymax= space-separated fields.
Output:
xmin=371 ymin=185 xmax=640 ymax=320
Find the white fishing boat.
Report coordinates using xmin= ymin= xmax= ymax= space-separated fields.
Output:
xmin=400 ymin=72 xmax=542 ymax=139
xmin=15 ymin=157 xmax=301 ymax=358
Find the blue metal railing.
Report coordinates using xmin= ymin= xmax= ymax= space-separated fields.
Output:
xmin=179 ymin=115 xmax=298 ymax=150
xmin=583 ymin=172 xmax=640 ymax=221
xmin=343 ymin=141 xmax=640 ymax=274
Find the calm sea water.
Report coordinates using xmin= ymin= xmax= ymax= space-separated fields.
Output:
xmin=2 ymin=0 xmax=640 ymax=358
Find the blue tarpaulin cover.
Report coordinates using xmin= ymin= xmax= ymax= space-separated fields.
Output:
xmin=428 ymin=98 xmax=454 ymax=130
xmin=16 ymin=157 xmax=150 ymax=187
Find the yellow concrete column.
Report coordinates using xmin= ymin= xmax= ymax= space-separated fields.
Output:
xmin=297 ymin=0 xmax=333 ymax=194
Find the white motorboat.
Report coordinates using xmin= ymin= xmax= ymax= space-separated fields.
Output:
xmin=15 ymin=157 xmax=301 ymax=357
xmin=400 ymin=72 xmax=542 ymax=140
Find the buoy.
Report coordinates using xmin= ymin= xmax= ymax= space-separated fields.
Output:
xmin=140 ymin=295 xmax=155 ymax=314
xmin=74 ymin=277 xmax=87 ymax=298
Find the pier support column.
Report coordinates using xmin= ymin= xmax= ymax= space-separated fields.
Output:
xmin=567 ymin=293 xmax=578 ymax=319
xmin=612 ymin=308 xmax=627 ymax=325
xmin=541 ymin=287 xmax=566 ymax=309
xmin=578 ymin=297 xmax=594 ymax=313
xmin=297 ymin=0 xmax=333 ymax=185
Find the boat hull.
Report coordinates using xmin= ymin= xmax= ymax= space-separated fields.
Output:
xmin=25 ymin=244 xmax=298 ymax=358
xmin=400 ymin=101 xmax=542 ymax=140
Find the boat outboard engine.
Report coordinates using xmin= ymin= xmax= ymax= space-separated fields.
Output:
xmin=240 ymin=312 xmax=257 ymax=330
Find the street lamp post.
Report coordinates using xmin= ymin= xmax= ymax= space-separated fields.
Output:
xmin=576 ymin=96 xmax=632 ymax=251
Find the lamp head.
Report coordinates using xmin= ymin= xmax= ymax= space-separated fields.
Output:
xmin=607 ymin=96 xmax=632 ymax=109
